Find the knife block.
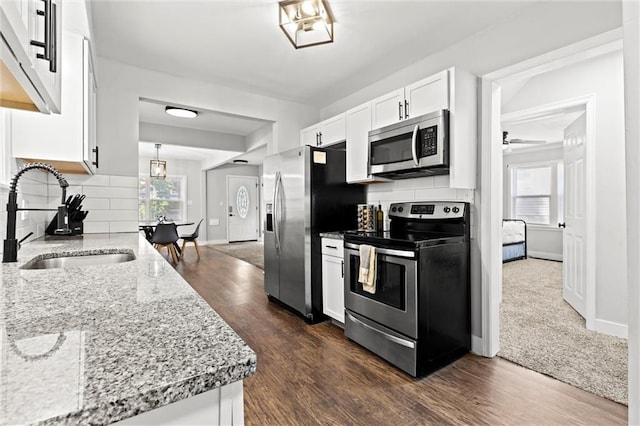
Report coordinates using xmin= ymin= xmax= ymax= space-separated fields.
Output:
xmin=45 ymin=214 xmax=84 ymax=236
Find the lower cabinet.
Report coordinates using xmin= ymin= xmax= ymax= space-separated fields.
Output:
xmin=321 ymin=237 xmax=345 ymax=323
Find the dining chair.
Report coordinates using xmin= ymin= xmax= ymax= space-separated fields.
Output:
xmin=151 ymin=223 xmax=180 ymax=264
xmin=180 ymin=219 xmax=203 ymax=258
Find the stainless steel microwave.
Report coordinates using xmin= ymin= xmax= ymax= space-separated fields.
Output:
xmin=368 ymin=110 xmax=449 ymax=179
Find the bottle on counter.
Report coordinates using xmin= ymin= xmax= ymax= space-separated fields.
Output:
xmin=376 ymin=203 xmax=384 ymax=232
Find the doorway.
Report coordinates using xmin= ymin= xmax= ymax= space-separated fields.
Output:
xmin=479 ymin=33 xmax=627 ymax=404
xmin=227 ymin=175 xmax=259 ymax=242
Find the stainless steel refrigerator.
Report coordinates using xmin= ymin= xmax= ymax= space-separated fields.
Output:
xmin=263 ymin=145 xmax=366 ymax=323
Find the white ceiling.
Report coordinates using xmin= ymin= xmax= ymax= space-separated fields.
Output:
xmin=502 ymin=109 xmax=585 ymax=150
xmin=90 ymin=1 xmax=537 ymax=108
xmin=138 ymin=99 xmax=272 ymax=136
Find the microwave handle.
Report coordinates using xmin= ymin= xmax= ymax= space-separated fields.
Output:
xmin=411 ymin=124 xmax=419 ymax=166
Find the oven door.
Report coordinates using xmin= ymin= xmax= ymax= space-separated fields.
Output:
xmin=344 ymin=242 xmax=417 ymax=338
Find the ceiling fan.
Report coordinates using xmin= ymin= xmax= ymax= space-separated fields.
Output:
xmin=502 ymin=131 xmax=546 ymax=145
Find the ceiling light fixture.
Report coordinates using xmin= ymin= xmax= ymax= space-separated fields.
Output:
xmin=150 ymin=143 xmax=167 ymax=179
xmin=233 ymin=159 xmax=249 ymax=164
xmin=278 ymin=0 xmax=335 ymax=49
xmin=165 ymin=106 xmax=198 ymax=118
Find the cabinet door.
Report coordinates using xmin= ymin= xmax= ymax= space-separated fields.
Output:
xmin=83 ymin=38 xmax=98 ymax=173
xmin=29 ymin=0 xmax=61 ymax=112
xmin=405 ymin=70 xmax=449 ymax=118
xmin=0 ymin=0 xmax=30 ymax=57
xmin=11 ymin=32 xmax=90 ymax=174
xmin=346 ymin=102 xmax=372 ymax=183
xmin=322 ymin=254 xmax=345 ymax=323
xmin=319 ymin=113 xmax=345 ymax=146
xmin=370 ymin=88 xmax=404 ymax=130
xmin=300 ymin=125 xmax=320 ymax=146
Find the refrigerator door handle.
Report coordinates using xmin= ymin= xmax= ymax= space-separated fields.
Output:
xmin=274 ymin=171 xmax=282 ymax=251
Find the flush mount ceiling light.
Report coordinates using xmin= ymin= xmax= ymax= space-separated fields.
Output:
xmin=278 ymin=0 xmax=335 ymax=49
xmin=150 ymin=143 xmax=167 ymax=179
xmin=165 ymin=106 xmax=198 ymax=118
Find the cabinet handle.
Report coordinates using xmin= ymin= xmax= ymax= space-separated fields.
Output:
xmin=30 ymin=0 xmax=51 ymax=62
xmin=49 ymin=1 xmax=57 ymax=72
xmin=398 ymin=102 xmax=403 ymax=121
xmin=404 ymin=100 xmax=409 ymax=119
xmin=341 ymin=260 xmax=344 ymax=278
xmin=325 ymin=245 xmax=338 ymax=249
xmin=92 ymin=146 xmax=99 ymax=168
xmin=318 ymin=132 xmax=322 ymax=146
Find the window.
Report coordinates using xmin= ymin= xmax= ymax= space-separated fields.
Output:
xmin=510 ymin=162 xmax=563 ymax=226
xmin=139 ymin=175 xmax=187 ymax=222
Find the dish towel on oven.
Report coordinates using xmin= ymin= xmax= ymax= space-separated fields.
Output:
xmin=358 ymin=244 xmax=377 ymax=294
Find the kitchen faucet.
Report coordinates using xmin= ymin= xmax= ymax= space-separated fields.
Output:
xmin=3 ymin=163 xmax=71 ymax=263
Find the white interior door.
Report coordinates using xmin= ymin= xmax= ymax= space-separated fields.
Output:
xmin=227 ymin=176 xmax=259 ymax=242
xmin=562 ymin=112 xmax=587 ymax=318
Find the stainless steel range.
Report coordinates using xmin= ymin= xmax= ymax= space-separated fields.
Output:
xmin=343 ymin=201 xmax=470 ymax=377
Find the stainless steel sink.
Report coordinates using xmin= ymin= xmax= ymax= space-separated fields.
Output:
xmin=21 ymin=250 xmax=136 ymax=270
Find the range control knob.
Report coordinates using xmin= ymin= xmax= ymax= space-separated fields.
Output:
xmin=443 ymin=206 xmax=451 ymax=213
xmin=398 ymin=207 xmax=404 ymax=213
xmin=452 ymin=206 xmax=460 ymax=213
xmin=391 ymin=207 xmax=397 ymax=212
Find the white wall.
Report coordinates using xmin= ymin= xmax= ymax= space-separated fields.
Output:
xmin=320 ymin=2 xmax=622 ymax=119
xmin=503 ymin=144 xmax=564 ymax=261
xmin=138 ymin=156 xmax=204 ymax=238
xmin=502 ymin=50 xmax=627 ymax=331
xmin=206 ymin=164 xmax=260 ymax=244
xmin=96 ymin=58 xmax=319 ymax=177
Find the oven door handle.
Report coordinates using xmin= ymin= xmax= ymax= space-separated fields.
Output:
xmin=411 ymin=124 xmax=419 ymax=166
xmin=344 ymin=242 xmax=415 ymax=259
xmin=346 ymin=312 xmax=416 ymax=349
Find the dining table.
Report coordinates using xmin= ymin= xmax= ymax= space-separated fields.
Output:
xmin=139 ymin=221 xmax=195 ymax=255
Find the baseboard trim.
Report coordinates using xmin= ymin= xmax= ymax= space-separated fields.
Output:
xmin=205 ymin=239 xmax=229 ymax=245
xmin=528 ymin=251 xmax=563 ymax=262
xmin=595 ymin=318 xmax=628 ymax=339
xmin=471 ymin=334 xmax=489 ymax=357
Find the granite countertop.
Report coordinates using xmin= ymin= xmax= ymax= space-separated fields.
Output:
xmin=0 ymin=233 xmax=256 ymax=425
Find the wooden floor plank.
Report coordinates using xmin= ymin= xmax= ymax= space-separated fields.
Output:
xmin=174 ymin=246 xmax=627 ymax=425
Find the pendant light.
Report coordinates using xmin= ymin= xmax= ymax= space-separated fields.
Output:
xmin=150 ymin=143 xmax=167 ymax=179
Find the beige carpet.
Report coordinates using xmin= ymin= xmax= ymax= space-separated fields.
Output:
xmin=499 ymin=258 xmax=627 ymax=405
xmin=210 ymin=241 xmax=264 ymax=270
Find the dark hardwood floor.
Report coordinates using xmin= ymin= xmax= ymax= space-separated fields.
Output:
xmin=174 ymin=246 xmax=627 ymax=425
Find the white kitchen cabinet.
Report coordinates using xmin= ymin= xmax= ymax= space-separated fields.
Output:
xmin=11 ymin=31 xmax=98 ymax=174
xmin=405 ymin=70 xmax=449 ymax=118
xmin=370 ymin=88 xmax=404 ymax=130
xmin=300 ymin=113 xmax=346 ymax=147
xmin=370 ymin=71 xmax=449 ymax=130
xmin=345 ymin=102 xmax=386 ymax=184
xmin=300 ymin=124 xmax=321 ymax=146
xmin=321 ymin=237 xmax=345 ymax=323
xmin=0 ymin=0 xmax=62 ymax=113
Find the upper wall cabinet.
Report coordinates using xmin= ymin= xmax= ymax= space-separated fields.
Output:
xmin=11 ymin=32 xmax=98 ymax=174
xmin=300 ymin=112 xmax=346 ymax=147
xmin=345 ymin=67 xmax=477 ymax=189
xmin=371 ymin=70 xmax=448 ymax=130
xmin=0 ymin=0 xmax=62 ymax=113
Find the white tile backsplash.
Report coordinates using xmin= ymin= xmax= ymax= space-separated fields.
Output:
xmin=45 ymin=173 xmax=140 ymax=235
xmin=109 ymin=221 xmax=138 ymax=233
xmin=88 ymin=209 xmax=138 ymax=222
xmin=110 ymin=198 xmax=138 ymax=210
xmin=110 ymin=175 xmax=138 ymax=188
xmin=365 ymin=174 xmax=477 ymax=236
xmin=84 ymin=221 xmax=110 ymax=233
